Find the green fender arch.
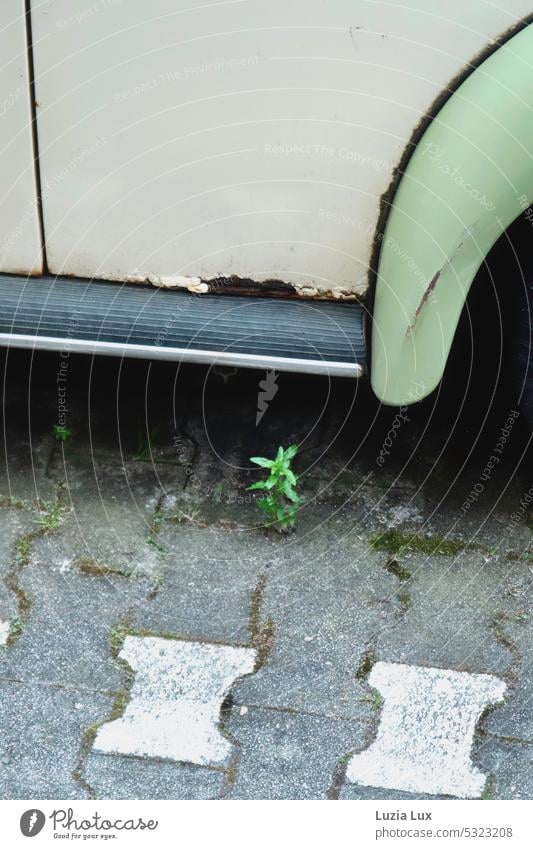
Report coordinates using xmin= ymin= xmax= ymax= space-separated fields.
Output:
xmin=371 ymin=23 xmax=533 ymax=406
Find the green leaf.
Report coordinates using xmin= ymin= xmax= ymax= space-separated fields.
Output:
xmin=250 ymin=456 xmax=273 ymax=468
xmin=284 ymin=469 xmax=297 ymax=486
xmin=282 ymin=481 xmax=299 ymax=503
xmin=247 ymin=481 xmax=268 ymax=491
xmin=249 ymin=444 xmax=300 ymax=532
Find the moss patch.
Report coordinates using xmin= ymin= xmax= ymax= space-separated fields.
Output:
xmin=77 ymin=557 xmax=130 ymax=578
xmin=370 ymin=530 xmax=473 ymax=557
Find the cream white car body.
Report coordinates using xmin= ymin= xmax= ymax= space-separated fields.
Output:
xmin=2 ymin=0 xmax=532 ymax=300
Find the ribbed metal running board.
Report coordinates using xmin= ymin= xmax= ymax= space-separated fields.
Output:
xmin=0 ymin=275 xmax=366 ymax=377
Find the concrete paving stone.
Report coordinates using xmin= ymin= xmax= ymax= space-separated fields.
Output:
xmin=94 ymin=636 xmax=256 ymax=766
xmin=475 ymin=738 xmax=533 ymax=800
xmin=0 ymin=565 xmax=149 ymax=690
xmin=129 ymin=523 xmax=271 ymax=645
xmin=29 ymin=504 xmax=161 ymax=579
xmin=44 ymin=450 xmax=185 ymax=575
xmin=408 ymin=500 xmax=532 ymax=562
xmin=84 ymin=752 xmax=224 ymax=800
xmin=486 ymin=609 xmax=533 ymax=741
xmin=227 ymin=704 xmax=365 ymax=800
xmin=0 ymin=679 xmax=111 ymax=800
xmin=231 ymin=520 xmax=401 ymax=719
xmin=374 ymin=552 xmax=518 ymax=676
xmin=346 ymin=662 xmax=506 ymax=799
xmin=0 ymin=430 xmax=56 ymax=505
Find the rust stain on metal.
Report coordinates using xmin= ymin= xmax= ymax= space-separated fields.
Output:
xmin=406 ymin=223 xmax=477 ymax=336
xmin=408 ymin=268 xmax=441 ymax=331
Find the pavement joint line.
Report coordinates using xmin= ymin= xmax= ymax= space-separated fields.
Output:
xmin=0 ymin=674 xmax=126 ymax=698
xmin=219 ymin=568 xmax=275 ymax=797
xmin=231 ymin=700 xmax=370 ymax=725
xmin=478 ymin=731 xmax=533 ymax=748
xmin=2 ymin=485 xmax=66 ymax=646
xmin=178 ymin=410 xmax=199 ymax=493
xmin=490 ymin=610 xmax=523 ymax=689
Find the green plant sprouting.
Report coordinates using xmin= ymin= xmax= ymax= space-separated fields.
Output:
xmin=53 ymin=424 xmax=72 ymax=442
xmin=247 ymin=444 xmax=301 ymax=532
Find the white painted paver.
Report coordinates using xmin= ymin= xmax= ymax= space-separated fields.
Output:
xmin=94 ymin=636 xmax=256 ymax=766
xmin=0 ymin=621 xmax=9 ymax=645
xmin=347 ymin=661 xmax=506 ymax=798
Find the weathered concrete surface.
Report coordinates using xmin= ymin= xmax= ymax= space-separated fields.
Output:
xmin=127 ymin=523 xmax=272 ymax=646
xmin=84 ymin=751 xmax=225 ymax=800
xmin=0 ymin=564 xmax=149 ymax=690
xmin=232 ymin=523 xmax=401 ymax=720
xmin=226 ymin=705 xmax=364 ymax=800
xmin=0 ymin=508 xmax=36 ymax=640
xmin=475 ymin=738 xmax=533 ymax=800
xmin=0 ymin=351 xmax=530 ymax=800
xmin=373 ymin=551 xmax=520 ymax=676
xmin=485 ymin=606 xmax=533 ymax=742
xmin=0 ymin=680 xmax=110 ymax=799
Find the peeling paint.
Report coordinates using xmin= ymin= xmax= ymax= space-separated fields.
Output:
xmin=367 ymin=14 xmax=533 ymax=310
xmin=147 ymin=274 xmax=208 ymax=294
xmin=406 ymin=224 xmax=477 ymax=335
xmin=121 ymin=272 xmax=364 ymax=301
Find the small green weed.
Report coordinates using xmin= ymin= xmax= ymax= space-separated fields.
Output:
xmin=360 ymin=690 xmax=384 ymax=711
xmin=248 ymin=445 xmax=301 ymax=532
xmin=134 ymin=426 xmax=160 ymax=462
xmin=53 ymin=424 xmax=72 ymax=442
xmin=36 ymin=501 xmax=64 ymax=532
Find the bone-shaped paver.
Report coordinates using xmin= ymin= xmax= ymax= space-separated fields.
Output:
xmin=346 ymin=661 xmax=506 ymax=798
xmin=93 ymin=636 xmax=256 ymax=766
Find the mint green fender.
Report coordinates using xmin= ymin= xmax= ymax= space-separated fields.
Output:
xmin=371 ymin=24 xmax=533 ymax=406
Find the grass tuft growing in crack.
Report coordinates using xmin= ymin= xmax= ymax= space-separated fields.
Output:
xmin=384 ymin=557 xmax=411 ymax=581
xmin=36 ymin=501 xmax=64 ymax=532
xmin=360 ymin=689 xmax=384 ymax=711
xmin=480 ymin=775 xmax=496 ymax=800
xmin=4 ymin=491 xmax=66 ymax=645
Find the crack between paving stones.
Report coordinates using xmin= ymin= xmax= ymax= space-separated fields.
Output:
xmin=325 ymin=552 xmax=418 ymax=797
xmin=218 ymin=569 xmax=275 ymax=798
xmin=2 ymin=485 xmax=66 ymax=646
xmin=177 ymin=410 xmax=199 ymax=493
xmin=468 ymin=615 xmax=527 ymax=796
xmin=0 ymin=674 xmax=121 ymax=698
xmin=326 ymin=645 xmax=385 ymax=800
xmin=231 ymin=700 xmax=369 ymax=724
xmin=73 ymin=614 xmax=137 ymax=798
xmin=490 ymin=612 xmax=523 ymax=690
